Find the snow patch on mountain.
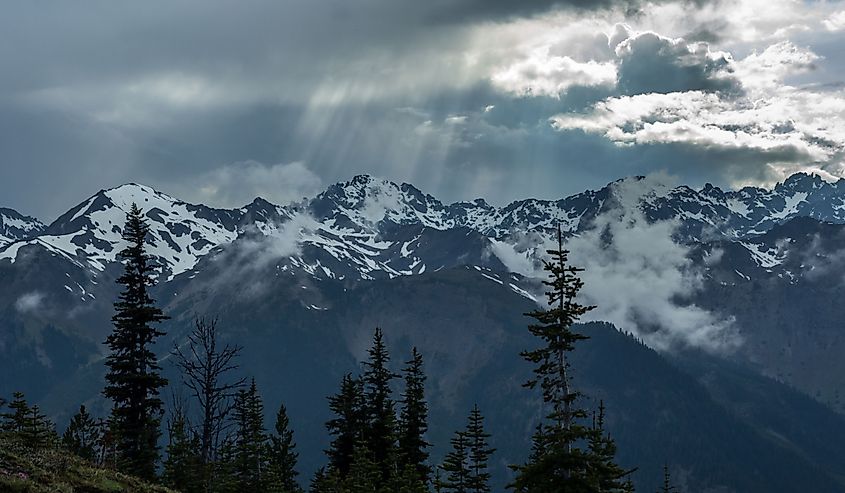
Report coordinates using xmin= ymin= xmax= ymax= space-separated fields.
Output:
xmin=0 ymin=207 xmax=45 ymax=246
xmin=3 ymin=171 xmax=845 ymax=295
xmin=2 ymin=184 xmax=242 ymax=279
xmin=741 ymin=241 xmax=786 ymax=268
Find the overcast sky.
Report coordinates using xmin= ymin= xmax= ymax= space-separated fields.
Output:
xmin=3 ymin=0 xmax=845 ymax=220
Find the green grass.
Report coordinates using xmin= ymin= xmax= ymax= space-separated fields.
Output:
xmin=0 ymin=433 xmax=177 ymax=493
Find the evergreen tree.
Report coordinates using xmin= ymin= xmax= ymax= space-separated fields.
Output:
xmin=433 ymin=466 xmax=444 ymax=493
xmin=309 ymin=466 xmax=342 ymax=493
xmin=526 ymin=424 xmax=548 ymax=466
xmin=398 ymin=347 xmax=431 ymax=484
xmin=361 ymin=327 xmax=398 ymax=484
xmin=213 ymin=436 xmax=240 ymax=493
xmin=1 ymin=391 xmax=30 ymax=432
xmin=309 ymin=468 xmax=328 ymax=493
xmin=268 ymin=403 xmax=303 ymax=492
xmin=510 ymin=226 xmax=630 ymax=492
xmin=326 ymin=373 xmax=367 ymax=478
xmin=393 ymin=462 xmax=429 ymax=493
xmin=103 ymin=203 xmax=169 ymax=479
xmin=20 ymin=404 xmax=56 ymax=449
xmin=658 ymin=463 xmax=677 ymax=493
xmin=162 ymin=407 xmax=203 ymax=493
xmin=62 ymin=404 xmax=101 ymax=461
xmin=439 ymin=430 xmax=469 ymax=493
xmin=232 ymin=379 xmax=269 ymax=491
xmin=465 ymin=405 xmax=495 ymax=493
xmin=98 ymin=416 xmax=120 ymax=469
xmin=586 ymin=402 xmax=635 ymax=492
xmin=344 ymin=441 xmax=381 ymax=493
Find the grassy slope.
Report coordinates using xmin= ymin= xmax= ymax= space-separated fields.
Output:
xmin=0 ymin=434 xmax=176 ymax=493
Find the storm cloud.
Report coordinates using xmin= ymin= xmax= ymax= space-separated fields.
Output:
xmin=2 ymin=0 xmax=845 ymax=222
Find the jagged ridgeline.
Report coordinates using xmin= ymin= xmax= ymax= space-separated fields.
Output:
xmin=2 ymin=173 xmax=845 ymax=491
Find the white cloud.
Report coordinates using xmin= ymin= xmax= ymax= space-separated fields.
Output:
xmin=491 ymin=50 xmax=617 ymax=97
xmin=550 ymin=90 xmax=834 ymax=159
xmin=205 ymin=212 xmax=320 ymax=298
xmin=487 ymin=20 xmax=742 ymax=98
xmin=237 ymin=213 xmax=319 ymax=265
xmin=567 ymin=176 xmax=740 ymax=352
xmin=489 ymin=175 xmax=739 ymax=352
xmin=480 ymin=16 xmax=621 ymax=98
xmin=473 ymin=0 xmax=845 ymax=188
xmin=488 ymin=235 xmax=547 ymax=278
xmin=823 ymin=10 xmax=845 ymax=31
xmin=15 ymin=291 xmax=45 ymax=314
xmin=190 ymin=161 xmax=323 ymax=208
xmin=733 ymin=41 xmax=820 ymax=90
xmin=549 ymin=37 xmax=845 ymax=184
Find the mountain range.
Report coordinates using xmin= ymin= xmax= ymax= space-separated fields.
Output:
xmin=3 ymin=172 xmax=845 ymax=492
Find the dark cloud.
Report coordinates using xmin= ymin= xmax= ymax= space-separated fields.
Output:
xmin=0 ymin=0 xmax=838 ymax=221
xmin=616 ymin=32 xmax=742 ymax=95
xmin=424 ymin=0 xmax=639 ymax=24
xmin=428 ymin=0 xmax=721 ymax=24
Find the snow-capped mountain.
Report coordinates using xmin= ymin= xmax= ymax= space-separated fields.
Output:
xmin=5 ymin=173 xmax=845 ymax=493
xmin=0 ymin=207 xmax=45 ymax=246
xmin=1 ymin=184 xmax=245 ymax=278
xmin=638 ymin=173 xmax=845 ymax=241
xmin=3 ymin=172 xmax=845 ymax=283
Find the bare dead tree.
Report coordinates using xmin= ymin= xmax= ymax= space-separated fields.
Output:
xmin=173 ymin=316 xmax=245 ymax=491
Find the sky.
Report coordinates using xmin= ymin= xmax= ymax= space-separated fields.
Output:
xmin=3 ymin=0 xmax=845 ymax=220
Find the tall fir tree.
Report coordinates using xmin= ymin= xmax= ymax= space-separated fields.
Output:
xmin=103 ymin=203 xmax=169 ymax=479
xmin=162 ymin=406 xmax=203 ymax=493
xmin=20 ymin=404 xmax=56 ymax=449
xmin=658 ymin=463 xmax=677 ymax=493
xmin=62 ymin=404 xmax=101 ymax=461
xmin=434 ymin=466 xmax=444 ymax=493
xmin=344 ymin=440 xmax=381 ymax=493
xmin=326 ymin=373 xmax=367 ymax=478
xmin=510 ymin=225 xmax=630 ymax=492
xmin=398 ymin=347 xmax=431 ymax=484
xmin=361 ymin=327 xmax=398 ymax=484
xmin=586 ymin=401 xmax=635 ymax=492
xmin=268 ymin=403 xmax=303 ymax=492
xmin=393 ymin=463 xmax=430 ymax=493
xmin=465 ymin=405 xmax=495 ymax=493
xmin=309 ymin=466 xmax=344 ymax=493
xmin=213 ymin=436 xmax=240 ymax=493
xmin=439 ymin=430 xmax=469 ymax=493
xmin=232 ymin=379 xmax=269 ymax=491
xmin=1 ymin=391 xmax=30 ymax=432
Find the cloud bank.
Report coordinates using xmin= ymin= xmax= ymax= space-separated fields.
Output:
xmin=490 ymin=174 xmax=739 ymax=352
xmin=190 ymin=161 xmax=322 ymax=208
xmin=567 ymin=176 xmax=739 ymax=352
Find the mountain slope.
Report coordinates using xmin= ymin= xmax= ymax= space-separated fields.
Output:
xmin=0 ymin=433 xmax=175 ymax=493
xmin=4 ymin=173 xmax=845 ymax=491
xmin=0 ymin=207 xmax=45 ymax=247
xmin=26 ymin=266 xmax=845 ymax=493
xmin=6 ymin=172 xmax=845 ymax=281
